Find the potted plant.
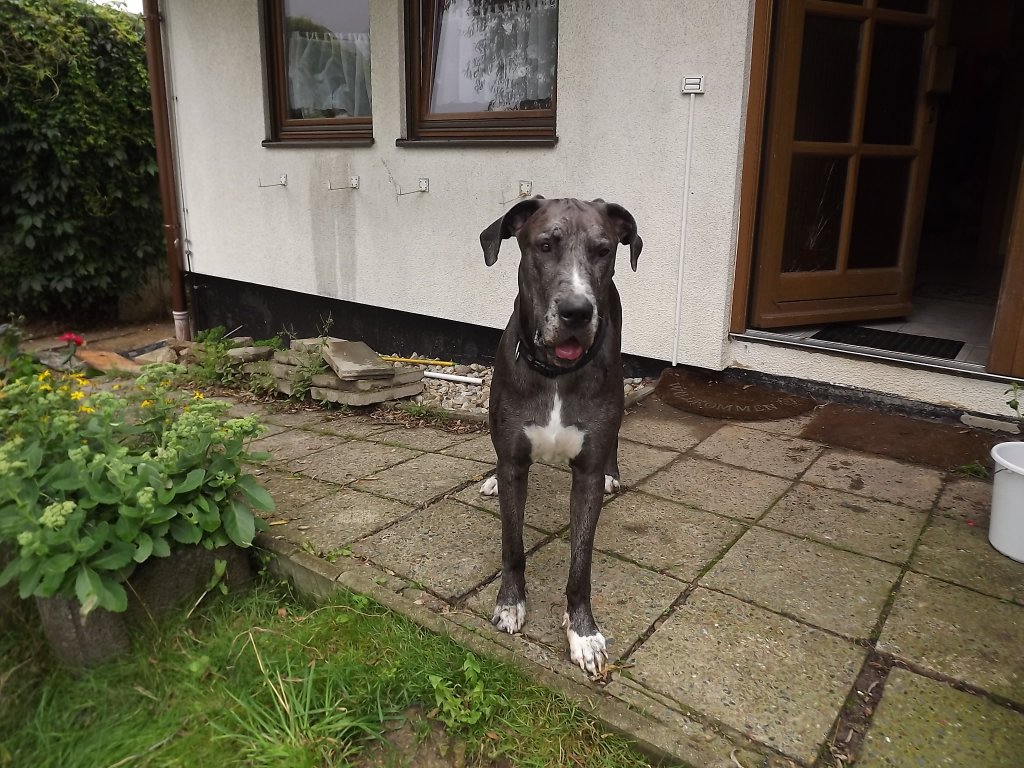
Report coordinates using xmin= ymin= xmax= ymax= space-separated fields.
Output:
xmin=989 ymin=383 xmax=1024 ymax=563
xmin=0 ymin=363 xmax=274 ymax=665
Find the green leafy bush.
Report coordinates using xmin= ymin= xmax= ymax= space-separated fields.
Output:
xmin=0 ymin=365 xmax=273 ymax=617
xmin=0 ymin=0 xmax=162 ymax=320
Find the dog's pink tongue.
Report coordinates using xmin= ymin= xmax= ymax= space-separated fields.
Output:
xmin=555 ymin=340 xmax=584 ymax=361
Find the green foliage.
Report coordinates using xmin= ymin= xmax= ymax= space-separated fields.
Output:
xmin=428 ymin=652 xmax=505 ymax=731
xmin=1006 ymin=382 xmax=1022 ymax=420
xmin=0 ymin=365 xmax=274 ymax=618
xmin=0 ymin=315 xmax=41 ymax=382
xmin=0 ymin=0 xmax=162 ymax=319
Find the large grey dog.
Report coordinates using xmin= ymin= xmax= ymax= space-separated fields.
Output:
xmin=478 ymin=196 xmax=642 ymax=676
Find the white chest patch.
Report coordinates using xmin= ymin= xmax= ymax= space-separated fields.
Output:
xmin=523 ymin=394 xmax=585 ymax=464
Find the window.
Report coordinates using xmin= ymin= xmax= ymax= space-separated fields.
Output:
xmin=405 ymin=0 xmax=558 ymax=142
xmin=264 ymin=0 xmax=373 ymax=144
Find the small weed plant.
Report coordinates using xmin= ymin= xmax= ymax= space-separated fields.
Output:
xmin=428 ymin=652 xmax=505 ymax=731
xmin=0 ymin=363 xmax=273 ymax=617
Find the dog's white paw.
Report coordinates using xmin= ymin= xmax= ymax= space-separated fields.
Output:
xmin=480 ymin=475 xmax=499 ymax=496
xmin=491 ymin=601 xmax=526 ymax=634
xmin=604 ymin=475 xmax=621 ymax=494
xmin=563 ymin=612 xmax=608 ymax=675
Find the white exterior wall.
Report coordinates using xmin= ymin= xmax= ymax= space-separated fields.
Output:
xmin=162 ymin=0 xmax=1016 ymax=418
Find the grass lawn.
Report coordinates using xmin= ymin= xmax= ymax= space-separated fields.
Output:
xmin=0 ymin=578 xmax=663 ymax=768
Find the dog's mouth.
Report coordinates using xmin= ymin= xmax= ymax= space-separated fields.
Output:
xmin=554 ymin=338 xmax=585 ymax=362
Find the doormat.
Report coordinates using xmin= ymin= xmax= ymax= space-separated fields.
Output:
xmin=812 ymin=325 xmax=964 ymax=360
xmin=655 ymin=368 xmax=817 ymax=421
xmin=800 ymin=404 xmax=1000 ymax=470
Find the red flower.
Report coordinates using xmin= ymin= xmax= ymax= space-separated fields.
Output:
xmin=59 ymin=332 xmax=84 ymax=346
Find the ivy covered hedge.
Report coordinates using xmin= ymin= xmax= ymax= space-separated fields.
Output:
xmin=0 ymin=0 xmax=163 ymax=320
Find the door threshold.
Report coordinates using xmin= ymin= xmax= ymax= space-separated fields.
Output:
xmin=733 ymin=329 xmax=1018 ymax=384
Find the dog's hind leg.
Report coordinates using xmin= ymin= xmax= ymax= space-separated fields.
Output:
xmin=491 ymin=460 xmax=530 ymax=634
xmin=564 ymin=467 xmax=608 ymax=675
xmin=602 ymin=439 xmax=621 ymax=494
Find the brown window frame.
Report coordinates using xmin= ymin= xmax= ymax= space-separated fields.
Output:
xmin=402 ymin=0 xmax=558 ymax=145
xmin=263 ymin=0 xmax=373 ymax=146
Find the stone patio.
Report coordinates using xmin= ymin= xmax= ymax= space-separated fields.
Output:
xmin=243 ymin=394 xmax=1024 ymax=767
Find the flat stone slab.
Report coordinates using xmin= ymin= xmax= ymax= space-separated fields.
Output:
xmin=630 ymin=587 xmax=865 ymax=763
xmin=859 ymin=670 xmax=1024 ymax=768
xmin=454 ymin=463 xmax=574 ymax=534
xmin=878 ymin=572 xmax=1024 ymax=703
xmin=693 ymin=424 xmax=825 ymax=479
xmin=373 ymin=425 xmax=474 ymax=453
xmin=441 ymin=433 xmax=497 ymax=464
xmin=321 ymin=339 xmax=394 ymax=379
xmin=256 ymin=470 xmax=339 ymax=513
xmin=249 ymin=429 xmax=351 ymax=465
xmin=468 ymin=538 xmax=684 ymax=660
xmin=311 ymin=382 xmax=424 ymax=407
xmin=351 ymin=452 xmax=491 ymax=506
xmin=935 ymin=476 xmax=991 ymax=523
xmin=285 ymin=440 xmax=420 ymax=485
xmin=596 ymin=492 xmax=744 ymax=580
xmin=619 ymin=397 xmax=721 ymax=451
xmin=801 ymin=449 xmax=943 ymax=509
xmin=703 ymin=527 xmax=900 ymax=638
xmin=639 ymin=456 xmax=792 ymax=521
xmin=282 ymin=489 xmax=414 ymax=550
xmin=911 ymin=513 xmax=1024 ymax=604
xmin=352 ymin=500 xmax=543 ymax=599
xmin=760 ymin=482 xmax=928 ymax=563
xmin=312 ymin=414 xmax=398 ymax=440
xmin=615 ymin=439 xmax=679 ymax=486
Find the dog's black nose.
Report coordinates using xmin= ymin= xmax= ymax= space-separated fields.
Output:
xmin=557 ymin=295 xmax=594 ymax=328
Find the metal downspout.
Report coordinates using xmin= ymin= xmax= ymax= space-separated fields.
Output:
xmin=142 ymin=0 xmax=190 ymax=340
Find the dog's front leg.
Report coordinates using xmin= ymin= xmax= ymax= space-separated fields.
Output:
xmin=492 ymin=459 xmax=530 ymax=634
xmin=564 ymin=465 xmax=608 ymax=676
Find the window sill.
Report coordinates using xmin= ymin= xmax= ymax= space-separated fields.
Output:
xmin=395 ymin=137 xmax=558 ymax=148
xmin=262 ymin=138 xmax=375 ymax=148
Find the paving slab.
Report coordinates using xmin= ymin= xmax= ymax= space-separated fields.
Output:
xmin=249 ymin=428 xmax=351 ymax=465
xmin=760 ymin=482 xmax=928 ymax=563
xmin=734 ymin=411 xmax=818 ymax=437
xmin=467 ymin=538 xmax=684 ymax=659
xmin=283 ymin=489 xmax=414 ymax=549
xmin=441 ymin=433 xmax=497 ymax=464
xmin=630 ymin=587 xmax=865 ymax=763
xmin=639 ymin=456 xmax=793 ymax=521
xmin=859 ymin=669 xmax=1024 ymax=768
xmin=311 ymin=414 xmax=398 ymax=440
xmin=352 ymin=452 xmax=491 ymax=505
xmin=351 ymin=500 xmax=543 ymax=599
xmin=802 ymin=449 xmax=943 ymax=509
xmin=255 ymin=469 xmax=339 ymax=513
xmin=693 ymin=424 xmax=825 ymax=479
xmin=935 ymin=476 xmax=991 ymax=523
xmin=619 ymin=397 xmax=721 ymax=451
xmin=454 ymin=463 xmax=573 ymax=534
xmin=263 ymin=408 xmax=337 ymax=429
xmin=373 ymin=425 xmax=474 ymax=452
xmin=702 ymin=527 xmax=901 ymax=638
xmin=285 ymin=440 xmax=420 ymax=485
xmin=878 ymin=571 xmax=1024 ymax=703
xmin=911 ymin=513 xmax=1024 ymax=604
xmin=616 ymin=439 xmax=680 ymax=486
xmin=596 ymin=492 xmax=744 ymax=580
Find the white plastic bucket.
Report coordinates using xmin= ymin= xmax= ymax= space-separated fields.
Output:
xmin=989 ymin=442 xmax=1024 ymax=563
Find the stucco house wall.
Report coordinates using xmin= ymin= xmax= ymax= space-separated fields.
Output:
xmin=161 ymin=0 xmax=1015 ymax=419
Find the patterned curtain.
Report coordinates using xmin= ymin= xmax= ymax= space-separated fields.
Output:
xmin=287 ymin=31 xmax=372 ymax=118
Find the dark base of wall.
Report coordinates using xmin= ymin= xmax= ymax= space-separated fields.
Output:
xmin=188 ymin=274 xmax=989 ymax=426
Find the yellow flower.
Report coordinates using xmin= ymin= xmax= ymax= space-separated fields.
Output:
xmin=70 ymin=391 xmax=85 ymax=401
xmin=36 ymin=371 xmax=51 ymax=382
xmin=192 ymin=391 xmax=204 ymax=400
xmin=111 ymin=384 xmax=122 ymax=391
xmin=140 ymin=399 xmax=153 ymax=408
xmin=78 ymin=405 xmax=95 ymax=414
xmin=39 ymin=383 xmax=52 ymax=392
xmin=58 ymin=385 xmax=69 ymax=393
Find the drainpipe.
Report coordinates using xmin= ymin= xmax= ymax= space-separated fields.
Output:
xmin=142 ymin=0 xmax=190 ymax=341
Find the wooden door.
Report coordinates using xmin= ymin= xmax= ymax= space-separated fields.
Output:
xmin=752 ymin=0 xmax=947 ymax=328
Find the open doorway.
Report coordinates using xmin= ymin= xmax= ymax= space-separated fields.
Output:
xmin=744 ymin=0 xmax=1024 ymax=370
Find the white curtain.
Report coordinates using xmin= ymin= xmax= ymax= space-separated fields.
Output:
xmin=430 ymin=0 xmax=557 ymax=113
xmin=287 ymin=31 xmax=372 ymax=118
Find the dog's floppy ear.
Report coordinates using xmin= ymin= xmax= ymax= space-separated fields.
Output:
xmin=479 ymin=196 xmax=545 ymax=266
xmin=605 ymin=202 xmax=643 ymax=272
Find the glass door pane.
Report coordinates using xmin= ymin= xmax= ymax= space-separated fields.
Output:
xmin=782 ymin=155 xmax=849 ymax=272
xmin=794 ymin=15 xmax=863 ymax=141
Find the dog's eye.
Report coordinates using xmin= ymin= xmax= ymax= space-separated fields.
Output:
xmin=539 ymin=242 xmax=552 ymax=253
xmin=598 ymin=247 xmax=612 ymax=258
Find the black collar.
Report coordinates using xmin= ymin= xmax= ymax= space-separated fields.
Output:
xmin=516 ymin=320 xmax=607 ymax=378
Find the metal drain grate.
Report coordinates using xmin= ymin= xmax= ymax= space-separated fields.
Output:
xmin=811 ymin=325 xmax=964 ymax=360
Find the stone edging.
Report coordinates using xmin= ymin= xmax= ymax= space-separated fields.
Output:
xmin=435 ymin=384 xmax=657 ymax=425
xmin=257 ymin=532 xmax=774 ymax=768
